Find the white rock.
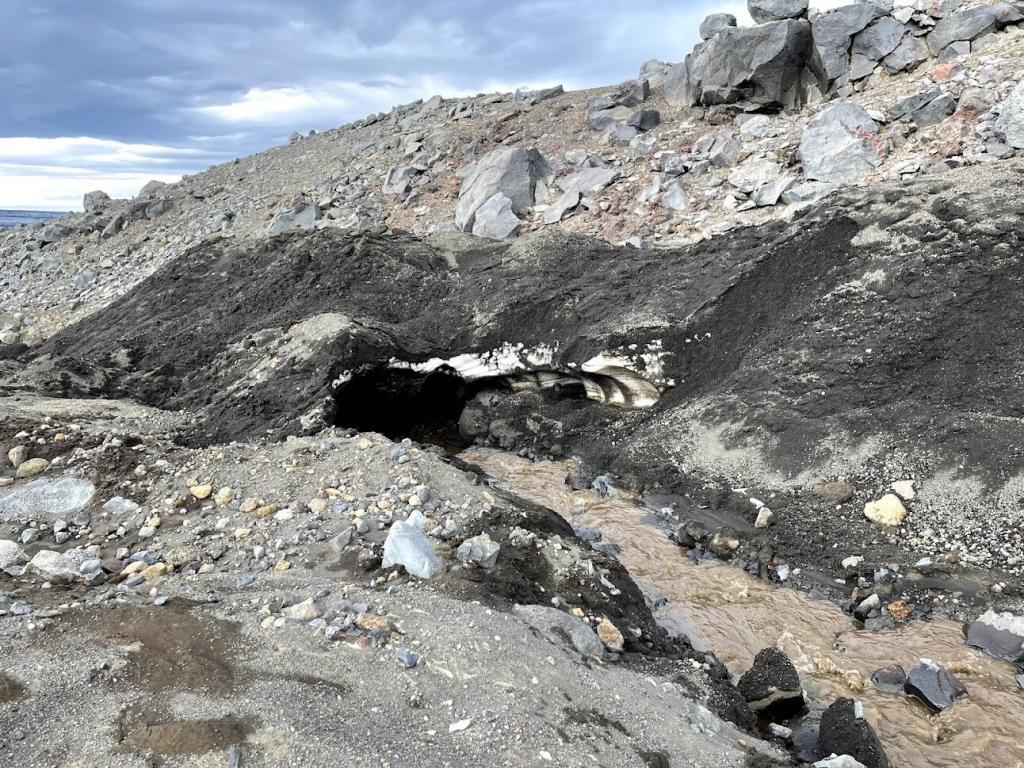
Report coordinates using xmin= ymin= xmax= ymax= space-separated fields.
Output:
xmin=890 ymin=480 xmax=915 ymax=500
xmin=863 ymin=494 xmax=907 ymax=526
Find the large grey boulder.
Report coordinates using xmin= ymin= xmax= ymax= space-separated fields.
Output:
xmin=383 ymin=164 xmax=421 ymax=195
xmin=995 ymin=80 xmax=1024 ymax=149
xmin=0 ymin=478 xmax=95 ymax=522
xmin=471 ymin=194 xmax=521 ymax=240
xmin=882 ymin=34 xmax=929 ymax=73
xmin=850 ymin=16 xmax=906 ymax=67
xmin=513 ymin=605 xmax=606 ymax=658
xmin=748 ymin=0 xmax=808 ymax=24
xmin=800 ymin=102 xmax=882 ymax=184
xmin=269 ymin=202 xmax=320 ymax=234
xmin=455 ymin=147 xmax=551 ymax=233
xmin=811 ymin=4 xmax=886 ymax=80
xmin=699 ymin=13 xmax=737 ymax=39
xmin=639 ymin=59 xmax=671 ymax=87
xmin=927 ymin=2 xmax=1023 ymax=55
xmin=82 ymin=190 xmax=111 ymax=212
xmin=666 ymin=19 xmax=826 ymax=111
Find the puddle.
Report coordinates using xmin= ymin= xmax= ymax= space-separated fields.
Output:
xmin=462 ymin=448 xmax=1024 ymax=768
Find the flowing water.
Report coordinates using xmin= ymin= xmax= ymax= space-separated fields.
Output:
xmin=461 ymin=448 xmax=1024 ymax=768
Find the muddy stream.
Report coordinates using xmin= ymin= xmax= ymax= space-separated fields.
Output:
xmin=461 ymin=448 xmax=1024 ymax=768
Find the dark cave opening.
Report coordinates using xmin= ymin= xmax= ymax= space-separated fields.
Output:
xmin=331 ymin=363 xmax=662 ymax=448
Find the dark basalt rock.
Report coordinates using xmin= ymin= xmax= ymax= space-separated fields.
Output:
xmin=818 ymin=697 xmax=890 ymax=768
xmin=869 ymin=664 xmax=907 ymax=694
xmin=737 ymin=647 xmax=805 ymax=717
xmin=966 ymin=610 xmax=1024 ymax=662
xmin=904 ymin=658 xmax=967 ymax=711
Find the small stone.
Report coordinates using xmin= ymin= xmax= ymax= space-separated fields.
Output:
xmin=141 ymin=562 xmax=168 ymax=580
xmin=754 ymin=508 xmax=774 ymax=528
xmin=456 ymin=532 xmax=501 ymax=568
xmin=190 ymin=484 xmax=213 ymax=500
xmin=356 ymin=614 xmax=396 ymax=633
xmin=283 ymin=598 xmax=322 ymax=622
xmin=889 ymin=480 xmax=915 ymax=500
xmin=863 ymin=494 xmax=907 ymax=526
xmin=812 ymin=482 xmax=855 ymax=504
xmin=239 ymin=497 xmax=259 ymax=513
xmin=596 ymin=618 xmax=625 ymax=652
xmin=7 ymin=445 xmax=28 ymax=468
xmin=214 ymin=487 xmax=236 ymax=506
xmin=870 ymin=664 xmax=907 ymax=694
xmin=15 ymin=458 xmax=49 ymax=478
xmin=395 ymin=648 xmax=419 ymax=668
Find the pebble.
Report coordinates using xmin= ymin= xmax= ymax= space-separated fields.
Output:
xmin=596 ymin=618 xmax=625 ymax=652
xmin=190 ymin=484 xmax=213 ymax=500
xmin=15 ymin=458 xmax=49 ymax=478
xmin=7 ymin=445 xmax=28 ymax=468
xmin=214 ymin=486 xmax=236 ymax=506
xmin=395 ymin=648 xmax=419 ymax=668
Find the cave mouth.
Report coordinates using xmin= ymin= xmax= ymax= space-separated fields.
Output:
xmin=331 ymin=362 xmax=664 ymax=449
xmin=330 ymin=364 xmax=615 ymax=449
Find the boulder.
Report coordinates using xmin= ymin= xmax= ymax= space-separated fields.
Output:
xmin=609 ymin=79 xmax=650 ymax=108
xmin=456 ymin=532 xmax=501 ymax=567
xmin=269 ymin=203 xmax=320 ymax=235
xmin=927 ymin=2 xmax=1023 ymax=55
xmin=137 ymin=180 xmax=168 ymax=198
xmin=811 ymin=4 xmax=886 ymax=81
xmin=455 ymin=147 xmax=551 ymax=233
xmin=886 ymin=87 xmax=942 ymax=121
xmin=695 ymin=129 xmax=744 ymax=167
xmin=0 ymin=539 xmax=26 ymax=570
xmin=904 ymin=658 xmax=967 ymax=711
xmin=995 ymin=81 xmax=1024 ymax=149
xmin=544 ymin=167 xmax=619 ymax=224
xmin=863 ymin=493 xmax=907 ymax=526
xmin=966 ymin=609 xmax=1024 ymax=662
xmin=29 ymin=549 xmax=76 ymax=581
xmin=799 ymin=102 xmax=882 ymax=184
xmin=912 ymin=93 xmax=957 ymax=126
xmin=383 ymin=164 xmax=420 ymax=195
xmin=471 ymin=194 xmax=521 ymax=240
xmin=748 ymin=0 xmax=809 ymax=24
xmin=737 ymin=647 xmax=805 ymax=717
xmin=882 ymin=35 xmax=929 ymax=73
xmin=850 ymin=16 xmax=907 ymax=76
xmin=82 ymin=190 xmax=111 ymax=212
xmin=666 ymin=19 xmax=826 ymax=111
xmin=0 ymin=478 xmax=95 ymax=521
xmin=818 ymin=698 xmax=890 ymax=768
xmin=37 ymin=223 xmax=72 ymax=245
xmin=699 ymin=13 xmax=737 ymax=39
xmin=639 ymin=59 xmax=671 ymax=87
xmin=514 ymin=604 xmax=606 ymax=659
xmin=869 ymin=664 xmax=907 ymax=693
xmin=626 ymin=109 xmax=661 ymax=131
xmin=729 ymin=158 xmax=783 ymax=193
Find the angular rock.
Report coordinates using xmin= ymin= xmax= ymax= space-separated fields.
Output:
xmin=596 ymin=618 xmax=625 ymax=652
xmin=818 ymin=698 xmax=890 ymax=768
xmin=851 ymin=16 xmax=906 ymax=62
xmin=882 ymin=35 xmax=929 ymax=73
xmin=699 ymin=13 xmax=737 ymax=40
xmin=137 ymin=180 xmax=168 ymax=198
xmin=754 ymin=176 xmax=796 ymax=206
xmin=283 ymin=598 xmax=322 ymax=622
xmin=995 ymin=81 xmax=1024 ymax=149
xmin=666 ymin=19 xmax=825 ymax=111
xmin=29 ymin=549 xmax=76 ymax=580
xmin=471 ymin=193 xmax=521 ymax=240
xmin=904 ymin=658 xmax=967 ymax=711
xmin=887 ymin=87 xmax=942 ymax=121
xmin=626 ymin=110 xmax=661 ymax=131
xmin=0 ymin=539 xmax=26 ymax=570
xmin=269 ymin=203 xmax=319 ymax=235
xmin=101 ymin=214 xmax=125 ymax=239
xmin=609 ymin=79 xmax=650 ymax=108
xmin=696 ymin=129 xmax=743 ymax=168
xmin=748 ymin=0 xmax=809 ymax=24
xmin=870 ymin=664 xmax=907 ymax=694
xmin=639 ymin=59 xmax=671 ymax=87
xmin=863 ymin=493 xmax=907 ymax=526
xmin=812 ymin=4 xmax=886 ymax=80
xmin=912 ymin=93 xmax=957 ymax=126
xmin=799 ymin=102 xmax=881 ymax=184
xmin=456 ymin=532 xmax=501 ymax=568
xmin=927 ymin=2 xmax=1023 ymax=55
xmin=383 ymin=164 xmax=420 ymax=195
xmin=513 ymin=604 xmax=605 ymax=659
xmin=455 ymin=147 xmax=550 ymax=233
xmin=729 ymin=158 xmax=783 ymax=194
xmin=966 ymin=609 xmax=1024 ymax=662
xmin=382 ymin=510 xmax=441 ymax=579
xmin=738 ymin=647 xmax=805 ymax=717
xmin=83 ymin=190 xmax=111 ymax=212
xmin=544 ymin=167 xmax=618 ymax=224
xmin=661 ymin=181 xmax=689 ymax=211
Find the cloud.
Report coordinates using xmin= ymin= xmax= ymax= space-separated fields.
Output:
xmin=0 ymin=137 xmax=226 ymax=210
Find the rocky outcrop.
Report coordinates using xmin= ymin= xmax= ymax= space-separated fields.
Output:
xmin=665 ymin=19 xmax=826 ymax=110
xmin=926 ymin=1 xmax=1023 ymax=55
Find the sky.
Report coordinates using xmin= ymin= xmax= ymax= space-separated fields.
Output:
xmin=0 ymin=0 xmax=763 ymax=210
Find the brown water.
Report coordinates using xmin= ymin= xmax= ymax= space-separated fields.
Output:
xmin=462 ymin=448 xmax=1024 ymax=768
